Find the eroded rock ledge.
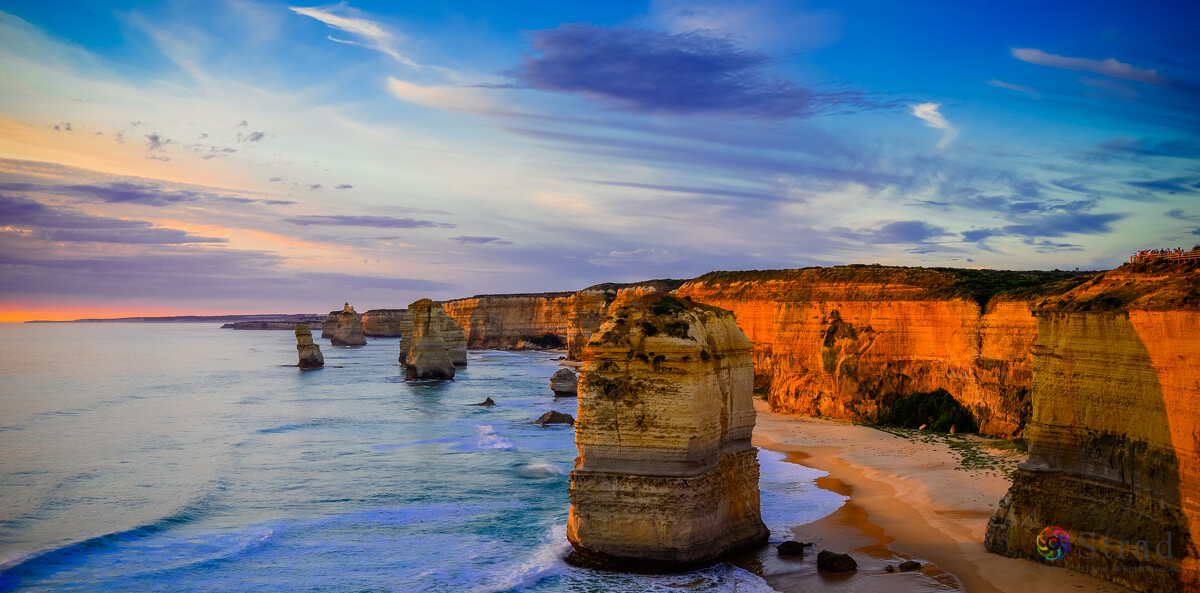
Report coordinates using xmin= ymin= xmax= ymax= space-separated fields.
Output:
xmin=567 ymin=295 xmax=769 ymax=571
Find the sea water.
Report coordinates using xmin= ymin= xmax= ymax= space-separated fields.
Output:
xmin=0 ymin=323 xmax=845 ymax=592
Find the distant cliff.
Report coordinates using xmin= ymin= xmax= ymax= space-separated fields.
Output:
xmin=985 ymin=259 xmax=1199 ymax=592
xmin=441 ymin=280 xmax=685 ymax=356
xmin=675 ymin=266 xmax=1090 ymax=437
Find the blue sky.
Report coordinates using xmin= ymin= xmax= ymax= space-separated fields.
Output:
xmin=0 ymin=0 xmax=1197 ymax=318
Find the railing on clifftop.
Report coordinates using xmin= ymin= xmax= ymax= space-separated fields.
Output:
xmin=1129 ymin=250 xmax=1200 ymax=264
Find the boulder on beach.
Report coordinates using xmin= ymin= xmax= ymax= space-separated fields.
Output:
xmin=549 ymin=368 xmax=578 ymax=396
xmin=777 ymin=541 xmax=811 ymax=556
xmin=817 ymin=550 xmax=857 ymax=573
xmin=295 ymin=323 xmax=324 ymax=367
xmin=535 ymin=411 xmax=574 ymax=426
xmin=331 ymin=303 xmax=366 ymax=346
xmin=470 ymin=397 xmax=496 ymax=406
xmin=898 ymin=560 xmax=921 ymax=571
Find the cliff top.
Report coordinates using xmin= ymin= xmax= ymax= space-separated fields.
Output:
xmin=684 ymin=265 xmax=1095 ymax=310
xmin=446 ymin=278 xmax=687 ymax=302
xmin=1034 ymin=258 xmax=1200 ymax=312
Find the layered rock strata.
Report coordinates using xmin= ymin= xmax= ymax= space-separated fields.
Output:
xmin=320 ymin=311 xmax=338 ymax=338
xmin=985 ymin=260 xmax=1199 ymax=592
xmin=294 ymin=323 xmax=323 ymax=367
xmin=442 ymin=280 xmax=683 ymax=359
xmin=404 ymin=299 xmax=455 ymax=381
xmin=362 ymin=309 xmax=407 ymax=337
xmin=397 ymin=308 xmax=466 ymax=366
xmin=330 ymin=303 xmax=367 ymax=346
xmin=567 ymin=295 xmax=769 ymax=570
xmin=550 ymin=368 xmax=578 ymax=396
xmin=674 ymin=267 xmax=1088 ymax=437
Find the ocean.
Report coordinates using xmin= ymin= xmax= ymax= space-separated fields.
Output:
xmin=0 ymin=323 xmax=851 ymax=592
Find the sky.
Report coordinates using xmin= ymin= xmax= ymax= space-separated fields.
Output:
xmin=0 ymin=0 xmax=1197 ymax=320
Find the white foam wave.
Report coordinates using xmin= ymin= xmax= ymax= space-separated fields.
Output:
xmin=516 ymin=462 xmax=565 ymax=479
xmin=474 ymin=425 xmax=515 ymax=450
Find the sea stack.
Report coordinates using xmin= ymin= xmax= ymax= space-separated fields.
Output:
xmin=320 ymin=310 xmax=338 ymax=338
xmin=399 ymin=308 xmax=467 ymax=367
xmin=330 ymin=302 xmax=367 ymax=346
xmin=404 ymin=298 xmax=455 ymax=381
xmin=566 ymin=295 xmax=769 ymax=571
xmin=295 ymin=323 xmax=324 ymax=367
xmin=549 ymin=368 xmax=578 ymax=396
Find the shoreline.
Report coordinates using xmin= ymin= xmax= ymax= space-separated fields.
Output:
xmin=751 ymin=400 xmax=1134 ymax=593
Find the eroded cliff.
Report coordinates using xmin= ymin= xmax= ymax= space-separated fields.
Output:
xmin=362 ymin=309 xmax=407 ymax=337
xmin=985 ymin=259 xmax=1200 ymax=592
xmin=567 ymin=295 xmax=769 ymax=570
xmin=442 ymin=280 xmax=684 ymax=358
xmin=675 ymin=267 xmax=1085 ymax=437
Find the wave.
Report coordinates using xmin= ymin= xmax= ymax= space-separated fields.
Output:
xmin=0 ymin=493 xmax=217 ymax=590
xmin=453 ymin=425 xmax=514 ymax=451
xmin=515 ymin=462 xmax=565 ymax=479
xmin=255 ymin=417 xmax=348 ymax=434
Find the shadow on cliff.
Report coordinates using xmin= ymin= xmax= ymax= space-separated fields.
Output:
xmin=985 ymin=311 xmax=1194 ymax=592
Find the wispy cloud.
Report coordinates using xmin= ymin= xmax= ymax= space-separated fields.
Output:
xmin=587 ymin=248 xmax=681 ymax=266
xmin=985 ymin=79 xmax=1041 ymax=99
xmin=387 ymin=78 xmax=496 ymax=114
xmin=1011 ymin=48 xmax=1168 ymax=85
xmin=450 ymin=235 xmax=512 ymax=245
xmin=285 ymin=215 xmax=454 ymax=228
xmin=910 ymin=102 xmax=958 ymax=149
xmin=289 ymin=4 xmax=418 ymax=68
xmin=0 ymin=194 xmax=226 ymax=244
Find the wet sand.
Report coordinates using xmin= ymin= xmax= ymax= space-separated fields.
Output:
xmin=751 ymin=400 xmax=1135 ymax=593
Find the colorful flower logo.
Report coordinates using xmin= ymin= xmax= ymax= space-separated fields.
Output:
xmin=1037 ymin=526 xmax=1070 ymax=561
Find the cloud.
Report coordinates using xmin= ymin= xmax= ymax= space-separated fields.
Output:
xmin=53 ymin=122 xmax=73 ymax=131
xmin=1085 ymin=137 xmax=1200 ymax=161
xmin=145 ymin=133 xmax=171 ymax=151
xmin=651 ymin=0 xmax=843 ymax=53
xmin=307 ymin=184 xmax=322 ymax=191
xmin=961 ymin=228 xmax=1002 ymax=243
xmin=985 ymin=79 xmax=1041 ymax=99
xmin=0 ymin=194 xmax=226 ymax=244
xmin=236 ymin=120 xmax=248 ymax=127
xmin=238 ymin=131 xmax=266 ymax=142
xmin=1011 ymin=48 xmax=1168 ymax=85
xmin=508 ymin=25 xmax=892 ymax=118
xmin=289 ymin=4 xmax=418 ymax=67
xmin=284 ymin=215 xmax=454 ymax=228
xmin=1001 ymin=212 xmax=1126 ymax=237
xmin=586 ymin=180 xmax=782 ymax=203
xmin=450 ymin=235 xmax=513 ymax=245
xmin=334 ymin=184 xmax=353 ymax=189
xmin=387 ymin=78 xmax=496 ymax=114
xmin=0 ymin=179 xmax=289 ymax=208
xmin=587 ymin=248 xmax=682 ymax=266
xmin=910 ymin=102 xmax=958 ymax=149
xmin=1166 ymin=209 xmax=1197 ymax=221
xmin=1125 ymin=177 xmax=1198 ymax=194
xmin=862 ymin=220 xmax=950 ymax=244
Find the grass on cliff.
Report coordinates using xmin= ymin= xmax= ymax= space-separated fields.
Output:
xmin=866 ymin=424 xmax=1025 ymax=478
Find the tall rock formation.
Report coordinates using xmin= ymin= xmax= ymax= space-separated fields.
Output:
xmin=985 ymin=260 xmax=1199 ymax=592
xmin=330 ymin=303 xmax=367 ymax=346
xmin=404 ymin=299 xmax=455 ymax=381
xmin=675 ymin=267 xmax=1089 ymax=437
xmin=294 ymin=323 xmax=324 ymax=367
xmin=320 ymin=311 xmax=339 ymax=338
xmin=567 ymin=295 xmax=769 ymax=570
xmin=442 ymin=280 xmax=684 ymax=358
xmin=396 ymin=308 xmax=467 ymax=366
xmin=362 ymin=309 xmax=407 ymax=337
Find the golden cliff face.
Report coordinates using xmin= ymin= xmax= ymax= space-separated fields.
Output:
xmin=361 ymin=309 xmax=407 ymax=337
xmin=441 ymin=281 xmax=681 ymax=356
xmin=567 ymin=296 xmax=768 ymax=570
xmin=675 ymin=268 xmax=1050 ymax=437
xmin=985 ymin=260 xmax=1200 ymax=592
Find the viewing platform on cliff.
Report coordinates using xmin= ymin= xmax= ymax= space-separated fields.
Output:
xmin=1129 ymin=248 xmax=1200 ymax=264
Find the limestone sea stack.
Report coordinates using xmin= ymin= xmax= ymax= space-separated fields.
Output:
xmin=330 ymin=303 xmax=367 ymax=346
xmin=404 ymin=299 xmax=455 ymax=381
xmin=398 ymin=308 xmax=467 ymax=366
xmin=566 ymin=295 xmax=769 ymax=571
xmin=549 ymin=368 xmax=578 ymax=396
xmin=320 ymin=311 xmax=339 ymax=338
xmin=295 ymin=323 xmax=324 ymax=367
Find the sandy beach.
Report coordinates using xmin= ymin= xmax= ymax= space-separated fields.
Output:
xmin=751 ymin=400 xmax=1134 ymax=593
